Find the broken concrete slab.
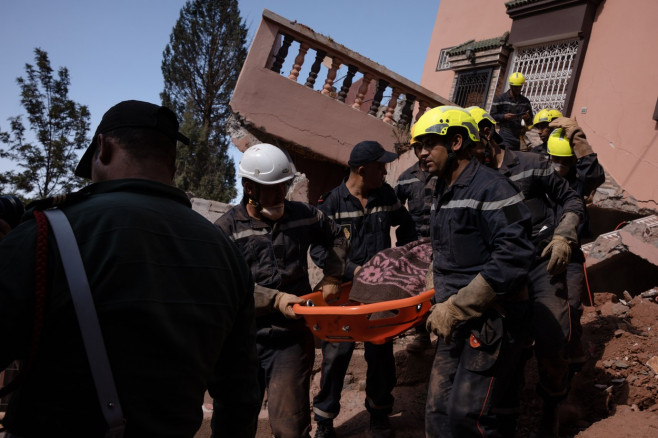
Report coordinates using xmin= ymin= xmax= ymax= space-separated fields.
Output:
xmin=581 ymin=215 xmax=658 ymax=297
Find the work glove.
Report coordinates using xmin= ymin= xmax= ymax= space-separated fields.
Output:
xmin=274 ymin=292 xmax=303 ymax=319
xmin=541 ymin=212 xmax=580 ymax=275
xmin=549 ymin=117 xmax=594 ymax=158
xmin=315 ymin=276 xmax=342 ymax=301
xmin=425 ymin=273 xmax=497 ymax=344
xmin=425 ymin=261 xmax=434 ymax=291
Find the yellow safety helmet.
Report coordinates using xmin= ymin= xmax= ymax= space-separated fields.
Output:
xmin=547 ymin=109 xmax=563 ymax=121
xmin=508 ymin=72 xmax=525 ymax=86
xmin=409 ymin=123 xmax=420 ymax=147
xmin=547 ymin=128 xmax=573 ymax=157
xmin=466 ymin=106 xmax=496 ymax=128
xmin=412 ymin=106 xmax=480 ymax=144
xmin=533 ymin=109 xmax=551 ymax=126
xmin=532 ymin=108 xmax=563 ymax=128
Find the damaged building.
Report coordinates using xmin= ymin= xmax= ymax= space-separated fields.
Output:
xmin=187 ymin=1 xmax=658 ymax=436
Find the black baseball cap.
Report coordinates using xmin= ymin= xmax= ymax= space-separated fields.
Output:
xmin=348 ymin=141 xmax=397 ymax=167
xmin=75 ymin=100 xmax=190 ymax=178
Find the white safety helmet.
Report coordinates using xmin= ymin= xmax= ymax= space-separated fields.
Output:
xmin=238 ymin=143 xmax=296 ymax=185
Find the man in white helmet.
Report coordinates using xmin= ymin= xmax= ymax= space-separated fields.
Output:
xmin=214 ymin=143 xmax=349 ymax=438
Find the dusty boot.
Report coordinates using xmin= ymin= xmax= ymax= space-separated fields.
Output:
xmin=314 ymin=419 xmax=336 ymax=438
xmin=406 ymin=328 xmax=431 ymax=353
xmin=370 ymin=413 xmax=394 ymax=438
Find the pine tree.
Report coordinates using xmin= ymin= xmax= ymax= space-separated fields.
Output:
xmin=0 ymin=48 xmax=90 ymax=199
xmin=161 ymin=0 xmax=248 ymax=202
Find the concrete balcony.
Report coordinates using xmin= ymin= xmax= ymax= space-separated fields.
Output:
xmin=229 ymin=9 xmax=451 ymax=202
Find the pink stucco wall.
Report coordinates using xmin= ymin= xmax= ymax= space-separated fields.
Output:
xmin=420 ymin=0 xmax=658 ymax=208
xmin=570 ymin=0 xmax=658 ymax=209
xmin=420 ymin=0 xmax=511 ymax=98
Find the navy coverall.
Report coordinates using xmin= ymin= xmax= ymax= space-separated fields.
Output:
xmin=310 ymin=180 xmax=417 ymax=422
xmin=216 ymin=200 xmax=347 ymax=438
xmin=496 ymin=149 xmax=585 ymax=402
xmin=395 ymin=161 xmax=437 ymax=238
xmin=553 ymin=152 xmax=605 ymax=366
xmin=490 ymin=90 xmax=533 ymax=151
xmin=426 ymin=159 xmax=534 ymax=437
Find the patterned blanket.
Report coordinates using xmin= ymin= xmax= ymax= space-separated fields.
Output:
xmin=349 ymin=238 xmax=433 ymax=304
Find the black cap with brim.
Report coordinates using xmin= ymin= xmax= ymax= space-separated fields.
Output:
xmin=75 ymin=100 xmax=190 ymax=179
xmin=348 ymin=140 xmax=398 ymax=167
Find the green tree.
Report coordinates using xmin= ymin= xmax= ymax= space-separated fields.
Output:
xmin=0 ymin=48 xmax=90 ymax=199
xmin=161 ymin=0 xmax=248 ymax=202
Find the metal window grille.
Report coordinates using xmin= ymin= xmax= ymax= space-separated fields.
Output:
xmin=452 ymin=68 xmax=493 ymax=108
xmin=436 ymin=47 xmax=453 ymax=71
xmin=509 ymin=38 xmax=580 ymax=113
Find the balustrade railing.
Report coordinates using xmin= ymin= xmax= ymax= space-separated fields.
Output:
xmin=262 ymin=9 xmax=451 ymax=128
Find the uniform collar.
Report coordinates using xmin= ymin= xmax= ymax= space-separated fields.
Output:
xmin=410 ymin=161 xmax=430 ymax=180
xmin=452 ymin=158 xmax=481 ymax=188
xmin=233 ymin=200 xmax=289 ymax=228
xmin=498 ymin=148 xmax=520 ymax=176
xmin=435 ymin=158 xmax=480 ymax=197
xmin=338 ymin=178 xmax=384 ymax=207
xmin=81 ymin=179 xmax=192 ymax=207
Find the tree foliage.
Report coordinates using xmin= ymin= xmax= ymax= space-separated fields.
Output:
xmin=161 ymin=0 xmax=248 ymax=202
xmin=0 ymin=48 xmax=90 ymax=199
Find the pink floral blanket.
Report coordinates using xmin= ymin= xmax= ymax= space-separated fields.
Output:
xmin=349 ymin=238 xmax=433 ymax=304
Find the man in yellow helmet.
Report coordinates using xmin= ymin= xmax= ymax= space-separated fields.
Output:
xmin=546 ymin=124 xmax=605 ymax=375
xmin=468 ymin=105 xmax=586 ymax=436
xmin=490 ymin=72 xmax=534 ymax=151
xmin=529 ymin=108 xmax=564 ymax=158
xmin=413 ymin=106 xmax=535 ymax=437
xmin=394 ymin=126 xmax=437 ymax=353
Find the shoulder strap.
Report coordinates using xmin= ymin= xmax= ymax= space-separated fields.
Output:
xmin=43 ymin=209 xmax=125 ymax=438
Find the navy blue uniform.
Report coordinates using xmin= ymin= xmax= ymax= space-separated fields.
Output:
xmin=426 ymin=159 xmax=534 ymax=437
xmin=216 ymin=200 xmax=347 ymax=438
xmin=310 ymin=179 xmax=417 ymax=422
xmin=395 ymin=161 xmax=437 ymax=238
xmin=311 ymin=180 xmax=417 ymax=280
xmin=553 ymin=151 xmax=604 ymax=368
xmin=490 ymin=90 xmax=533 ymax=150
xmin=497 ymin=149 xmax=585 ymax=403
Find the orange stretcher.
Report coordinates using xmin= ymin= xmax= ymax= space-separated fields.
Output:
xmin=292 ymin=282 xmax=435 ymax=345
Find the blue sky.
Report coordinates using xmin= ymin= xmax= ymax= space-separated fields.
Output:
xmin=0 ymin=0 xmax=439 ymax=202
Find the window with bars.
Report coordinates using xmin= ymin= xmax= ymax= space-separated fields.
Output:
xmin=452 ymin=68 xmax=493 ymax=108
xmin=436 ymin=47 xmax=453 ymax=71
xmin=508 ymin=38 xmax=580 ymax=113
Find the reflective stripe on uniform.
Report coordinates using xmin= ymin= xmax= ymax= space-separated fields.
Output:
xmin=231 ymin=228 xmax=269 ymax=240
xmin=433 ymin=193 xmax=525 ymax=212
xmin=329 ymin=202 xmax=401 ymax=220
xmin=509 ymin=167 xmax=553 ymax=182
xmin=394 ymin=177 xmax=421 ymax=188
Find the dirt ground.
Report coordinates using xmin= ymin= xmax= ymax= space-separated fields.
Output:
xmin=252 ymin=287 xmax=658 ymax=438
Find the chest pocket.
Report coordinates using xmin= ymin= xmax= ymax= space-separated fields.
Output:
xmin=448 ymin=216 xmax=489 ymax=268
xmin=242 ymin=235 xmax=279 ymax=287
xmin=369 ymin=212 xmax=390 ymax=250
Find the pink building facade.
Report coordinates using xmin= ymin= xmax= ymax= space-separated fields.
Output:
xmin=420 ymin=0 xmax=658 ymax=209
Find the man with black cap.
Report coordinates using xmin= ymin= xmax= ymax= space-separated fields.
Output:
xmin=0 ymin=100 xmax=260 ymax=437
xmin=310 ymin=140 xmax=417 ymax=438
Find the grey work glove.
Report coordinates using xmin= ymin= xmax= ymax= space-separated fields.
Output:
xmin=549 ymin=117 xmax=594 ymax=158
xmin=274 ymin=292 xmax=303 ymax=319
xmin=425 ymin=273 xmax=496 ymax=344
xmin=541 ymin=212 xmax=580 ymax=275
xmin=541 ymin=235 xmax=571 ymax=275
xmin=315 ymin=276 xmax=342 ymax=301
